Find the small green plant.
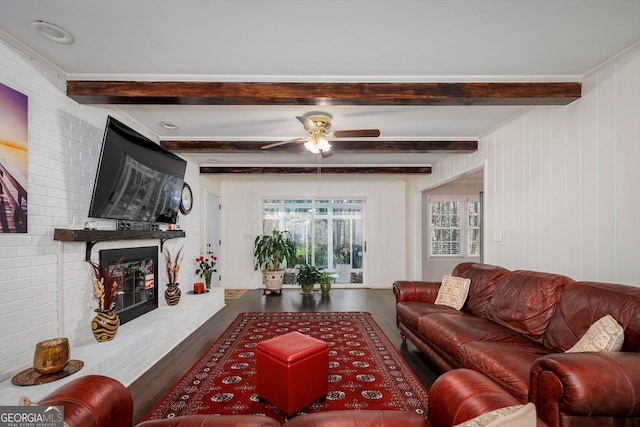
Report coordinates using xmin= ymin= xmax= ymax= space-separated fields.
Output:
xmin=319 ymin=271 xmax=333 ymax=284
xmin=296 ymin=263 xmax=322 ymax=287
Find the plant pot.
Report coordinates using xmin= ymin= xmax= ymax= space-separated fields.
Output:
xmin=262 ymin=270 xmax=285 ymax=290
xmin=91 ymin=310 xmax=120 ymax=343
xmin=320 ymin=282 xmax=332 ymax=295
xmin=165 ymin=284 xmax=181 ymax=306
xmin=300 ymin=283 xmax=314 ymax=295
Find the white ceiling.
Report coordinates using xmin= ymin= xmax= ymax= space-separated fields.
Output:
xmin=1 ymin=0 xmax=639 ymax=169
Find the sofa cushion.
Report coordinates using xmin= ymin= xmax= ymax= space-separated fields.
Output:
xmin=485 ymin=270 xmax=572 ymax=342
xmin=566 ymin=315 xmax=624 ymax=353
xmin=459 ymin=341 xmax=552 ymax=403
xmin=542 ymin=281 xmax=640 ymax=352
xmin=435 ymin=275 xmax=471 ymax=310
xmin=397 ymin=301 xmax=465 ymax=332
xmin=454 ymin=403 xmax=536 ymax=427
xmin=418 ymin=313 xmax=534 ymax=361
xmin=451 ymin=263 xmax=511 ymax=316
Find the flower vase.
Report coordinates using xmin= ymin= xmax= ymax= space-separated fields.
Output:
xmin=91 ymin=310 xmax=120 ymax=343
xmin=165 ymin=284 xmax=181 ymax=306
xmin=204 ymin=271 xmax=212 ymax=289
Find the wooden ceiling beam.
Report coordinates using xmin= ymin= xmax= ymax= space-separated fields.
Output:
xmin=199 ymin=166 xmax=432 ymax=174
xmin=161 ymin=140 xmax=477 ymax=153
xmin=67 ymin=81 xmax=581 ymax=106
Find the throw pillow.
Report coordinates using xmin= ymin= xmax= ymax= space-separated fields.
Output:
xmin=566 ymin=314 xmax=624 ymax=353
xmin=454 ymin=402 xmax=537 ymax=427
xmin=434 ymin=275 xmax=471 ymax=310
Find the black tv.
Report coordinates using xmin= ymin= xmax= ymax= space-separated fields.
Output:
xmin=88 ymin=116 xmax=187 ymax=224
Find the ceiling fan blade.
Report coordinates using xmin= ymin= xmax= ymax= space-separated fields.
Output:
xmin=261 ymin=137 xmax=306 ymax=149
xmin=296 ymin=115 xmax=318 ymax=132
xmin=332 ymin=129 xmax=381 ymax=138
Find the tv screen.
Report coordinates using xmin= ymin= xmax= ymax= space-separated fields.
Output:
xmin=89 ymin=116 xmax=187 ymax=224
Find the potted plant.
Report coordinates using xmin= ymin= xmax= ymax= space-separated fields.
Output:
xmin=253 ymin=229 xmax=296 ymax=291
xmin=296 ymin=263 xmax=322 ymax=295
xmin=319 ymin=271 xmax=333 ymax=295
xmin=195 ymin=254 xmax=217 ymax=289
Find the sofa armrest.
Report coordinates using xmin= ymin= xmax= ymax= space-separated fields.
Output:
xmin=393 ymin=280 xmax=440 ymax=303
xmin=38 ymin=375 xmax=132 ymax=427
xmin=530 ymin=352 xmax=640 ymax=425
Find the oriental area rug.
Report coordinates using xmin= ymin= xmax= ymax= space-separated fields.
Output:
xmin=144 ymin=312 xmax=428 ymax=424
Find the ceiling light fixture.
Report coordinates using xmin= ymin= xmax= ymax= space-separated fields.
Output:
xmin=31 ymin=20 xmax=74 ymax=44
xmin=160 ymin=121 xmax=179 ymax=130
xmin=304 ymin=132 xmax=331 ymax=155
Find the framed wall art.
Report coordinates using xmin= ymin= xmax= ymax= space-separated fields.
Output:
xmin=0 ymin=82 xmax=28 ymax=233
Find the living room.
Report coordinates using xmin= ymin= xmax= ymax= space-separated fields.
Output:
xmin=0 ymin=2 xmax=639 ymax=424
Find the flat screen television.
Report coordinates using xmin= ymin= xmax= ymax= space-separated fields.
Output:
xmin=88 ymin=116 xmax=187 ymax=224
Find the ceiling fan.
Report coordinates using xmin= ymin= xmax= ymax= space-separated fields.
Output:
xmin=261 ymin=112 xmax=380 ymax=158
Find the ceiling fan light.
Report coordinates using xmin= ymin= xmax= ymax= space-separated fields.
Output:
xmin=318 ymin=138 xmax=331 ymax=152
xmin=304 ymin=140 xmax=320 ymax=154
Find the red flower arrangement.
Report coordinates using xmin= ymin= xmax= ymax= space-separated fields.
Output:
xmin=195 ymin=255 xmax=217 ymax=288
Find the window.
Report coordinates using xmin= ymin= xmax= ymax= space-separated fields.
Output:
xmin=262 ymin=199 xmax=364 ymax=283
xmin=428 ymin=196 xmax=480 ymax=258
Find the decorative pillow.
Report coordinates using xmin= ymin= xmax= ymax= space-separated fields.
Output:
xmin=566 ymin=314 xmax=624 ymax=353
xmin=454 ymin=402 xmax=537 ymax=427
xmin=434 ymin=275 xmax=471 ymax=310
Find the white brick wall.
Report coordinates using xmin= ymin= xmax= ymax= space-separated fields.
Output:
xmin=0 ymin=37 xmax=216 ymax=389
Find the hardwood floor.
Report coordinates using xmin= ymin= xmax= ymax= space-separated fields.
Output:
xmin=128 ymin=288 xmax=441 ymax=423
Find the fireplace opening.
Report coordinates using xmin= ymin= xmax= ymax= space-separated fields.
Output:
xmin=100 ymin=246 xmax=158 ymax=325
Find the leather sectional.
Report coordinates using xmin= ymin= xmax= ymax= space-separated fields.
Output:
xmin=394 ymin=262 xmax=640 ymax=427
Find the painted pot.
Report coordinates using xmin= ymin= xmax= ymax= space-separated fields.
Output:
xmin=91 ymin=310 xmax=120 ymax=343
xmin=165 ymin=284 xmax=181 ymax=306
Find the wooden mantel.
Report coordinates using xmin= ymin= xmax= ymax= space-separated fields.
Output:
xmin=54 ymin=229 xmax=185 ymax=260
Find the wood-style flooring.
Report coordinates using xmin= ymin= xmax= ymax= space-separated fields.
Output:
xmin=128 ymin=288 xmax=441 ymax=424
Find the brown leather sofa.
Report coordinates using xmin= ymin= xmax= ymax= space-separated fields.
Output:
xmin=36 ymin=369 xmax=544 ymax=426
xmin=394 ymin=262 xmax=640 ymax=427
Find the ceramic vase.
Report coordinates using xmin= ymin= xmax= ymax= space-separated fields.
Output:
xmin=91 ymin=310 xmax=120 ymax=343
xmin=165 ymin=284 xmax=181 ymax=306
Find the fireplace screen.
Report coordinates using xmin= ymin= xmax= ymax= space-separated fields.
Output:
xmin=100 ymin=246 xmax=158 ymax=325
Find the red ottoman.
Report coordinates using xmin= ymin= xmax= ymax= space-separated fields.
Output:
xmin=256 ymin=331 xmax=329 ymax=416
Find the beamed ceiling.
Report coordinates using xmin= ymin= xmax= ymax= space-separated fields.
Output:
xmin=67 ymin=81 xmax=580 ymax=174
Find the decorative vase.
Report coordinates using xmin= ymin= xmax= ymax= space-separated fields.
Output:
xmin=165 ymin=284 xmax=181 ymax=306
xmin=91 ymin=310 xmax=120 ymax=343
xmin=204 ymin=270 xmax=212 ymax=289
xmin=33 ymin=337 xmax=70 ymax=374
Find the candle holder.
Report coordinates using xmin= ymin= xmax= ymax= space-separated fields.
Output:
xmin=33 ymin=337 xmax=70 ymax=375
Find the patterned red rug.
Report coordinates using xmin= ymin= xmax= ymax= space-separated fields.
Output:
xmin=144 ymin=312 xmax=428 ymax=424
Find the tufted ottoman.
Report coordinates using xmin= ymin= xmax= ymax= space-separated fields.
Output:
xmin=256 ymin=331 xmax=329 ymax=416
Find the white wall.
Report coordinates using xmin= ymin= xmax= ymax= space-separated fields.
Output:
xmin=0 ymin=38 xmax=204 ymax=381
xmin=408 ymin=42 xmax=640 ymax=286
xmin=216 ymin=175 xmax=407 ymax=289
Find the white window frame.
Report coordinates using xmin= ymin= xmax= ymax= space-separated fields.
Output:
xmin=427 ymin=196 xmax=480 ymax=258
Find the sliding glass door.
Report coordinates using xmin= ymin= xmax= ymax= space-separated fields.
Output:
xmin=262 ymin=199 xmax=364 ymax=284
